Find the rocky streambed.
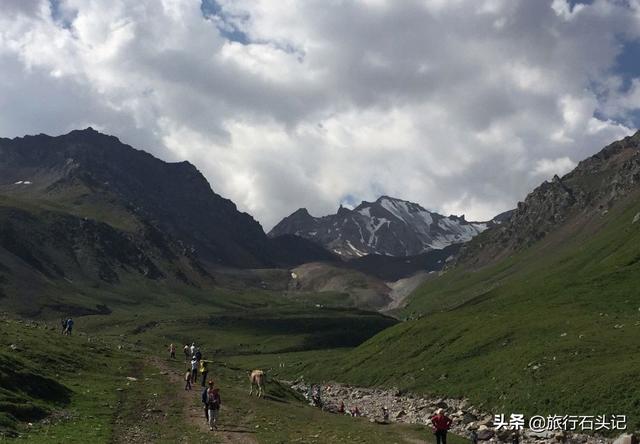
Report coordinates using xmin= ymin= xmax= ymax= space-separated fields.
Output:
xmin=288 ymin=381 xmax=631 ymax=444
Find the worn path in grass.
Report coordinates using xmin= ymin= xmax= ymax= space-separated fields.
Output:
xmin=146 ymin=354 xmax=442 ymax=444
xmin=152 ymin=356 xmax=258 ymax=444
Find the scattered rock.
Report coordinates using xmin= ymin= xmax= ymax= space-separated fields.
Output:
xmin=632 ymin=212 xmax=640 ymax=224
xmin=495 ymin=429 xmax=513 ymax=441
xmin=434 ymin=400 xmax=448 ymax=409
xmin=476 ymin=428 xmax=494 ymax=440
xmin=527 ymin=429 xmax=555 ymax=439
xmin=461 ymin=412 xmax=478 ymax=424
xmin=553 ymin=431 xmax=568 ymax=442
xmin=613 ymin=434 xmax=638 ymax=444
xmin=289 ymin=381 xmax=603 ymax=444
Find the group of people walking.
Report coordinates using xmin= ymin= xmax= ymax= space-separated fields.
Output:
xmin=165 ymin=343 xmax=457 ymax=440
xmin=168 ymin=342 xmax=221 ymax=431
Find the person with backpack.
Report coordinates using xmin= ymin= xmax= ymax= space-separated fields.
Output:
xmin=201 ymin=384 xmax=210 ymax=422
xmin=168 ymin=343 xmax=176 ymax=359
xmin=184 ymin=369 xmax=192 ymax=391
xmin=199 ymin=360 xmax=209 ymax=387
xmin=190 ymin=357 xmax=198 ymax=384
xmin=312 ymin=384 xmax=322 ymax=408
xmin=65 ymin=318 xmax=74 ymax=335
xmin=431 ymin=408 xmax=453 ymax=444
xmin=183 ymin=344 xmax=190 ymax=362
xmin=204 ymin=380 xmax=221 ymax=431
xmin=382 ymin=406 xmax=389 ymax=422
xmin=60 ymin=318 xmax=67 ymax=335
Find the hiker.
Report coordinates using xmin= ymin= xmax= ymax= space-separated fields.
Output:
xmin=65 ymin=318 xmax=74 ymax=335
xmin=311 ymin=384 xmax=322 ymax=407
xmin=306 ymin=385 xmax=313 ymax=403
xmin=184 ymin=369 xmax=192 ymax=390
xmin=204 ymin=380 xmax=222 ymax=431
xmin=190 ymin=342 xmax=196 ymax=357
xmin=511 ymin=431 xmax=520 ymax=444
xmin=168 ymin=343 xmax=176 ymax=359
xmin=468 ymin=428 xmax=478 ymax=444
xmin=195 ymin=348 xmax=202 ymax=362
xmin=431 ymin=408 xmax=453 ymax=444
xmin=338 ymin=401 xmax=345 ymax=414
xmin=199 ymin=359 xmax=209 ymax=387
xmin=201 ymin=384 xmax=209 ymax=421
xmin=190 ymin=357 xmax=198 ymax=384
xmin=183 ymin=344 xmax=190 ymax=362
xmin=60 ymin=318 xmax=67 ymax=334
xmin=382 ymin=406 xmax=389 ymax=422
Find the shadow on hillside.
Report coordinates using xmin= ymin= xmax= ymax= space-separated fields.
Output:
xmin=0 ymin=353 xmax=72 ymax=432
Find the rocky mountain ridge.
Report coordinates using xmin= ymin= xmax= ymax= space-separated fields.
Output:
xmin=0 ymin=129 xmax=335 ymax=302
xmin=270 ymin=196 xmax=490 ymax=258
xmin=457 ymin=130 xmax=640 ymax=266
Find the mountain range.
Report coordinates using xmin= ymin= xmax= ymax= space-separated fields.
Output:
xmin=0 ymin=129 xmax=334 ymax=312
xmin=456 ymin=129 xmax=640 ymax=267
xmin=2 ymin=126 xmax=640 ymax=437
xmin=269 ymin=197 xmax=492 ymax=258
xmin=305 ymin=129 xmax=640 ymax=430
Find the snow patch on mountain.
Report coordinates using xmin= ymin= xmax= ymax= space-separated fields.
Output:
xmin=269 ymin=196 xmax=492 ymax=258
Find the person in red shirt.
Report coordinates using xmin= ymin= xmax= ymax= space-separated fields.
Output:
xmin=431 ymin=408 xmax=453 ymax=444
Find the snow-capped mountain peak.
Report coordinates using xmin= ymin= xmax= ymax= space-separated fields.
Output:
xmin=269 ymin=196 xmax=489 ymax=258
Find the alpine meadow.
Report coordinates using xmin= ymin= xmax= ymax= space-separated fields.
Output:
xmin=2 ymin=1 xmax=640 ymax=443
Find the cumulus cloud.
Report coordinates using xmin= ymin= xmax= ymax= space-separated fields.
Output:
xmin=532 ymin=157 xmax=577 ymax=178
xmin=0 ymin=0 xmax=639 ymax=229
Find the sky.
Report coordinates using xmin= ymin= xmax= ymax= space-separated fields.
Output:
xmin=1 ymin=0 xmax=639 ymax=230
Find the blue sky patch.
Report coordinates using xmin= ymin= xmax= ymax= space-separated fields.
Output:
xmin=615 ymin=39 xmax=640 ymax=90
xmin=201 ymin=0 xmax=250 ymax=44
xmin=48 ymin=0 xmax=75 ymax=30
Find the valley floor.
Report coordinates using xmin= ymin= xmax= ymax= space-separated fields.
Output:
xmin=0 ymin=315 xmax=465 ymax=444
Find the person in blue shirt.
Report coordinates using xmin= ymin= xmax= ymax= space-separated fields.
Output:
xmin=64 ymin=318 xmax=74 ymax=336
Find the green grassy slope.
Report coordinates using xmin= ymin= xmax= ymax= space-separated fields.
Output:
xmin=0 ymin=312 xmax=465 ymax=443
xmin=287 ymin=192 xmax=640 ymax=431
xmin=0 ymin=316 xmax=138 ymax=439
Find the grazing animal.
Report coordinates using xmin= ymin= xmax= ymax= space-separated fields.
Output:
xmin=249 ymin=370 xmax=265 ymax=397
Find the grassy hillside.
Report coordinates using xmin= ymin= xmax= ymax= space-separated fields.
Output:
xmin=279 ymin=191 xmax=640 ymax=432
xmin=290 ymin=262 xmax=392 ymax=311
xmin=0 ymin=310 xmax=464 ymax=443
xmin=0 ymin=316 xmax=138 ymax=439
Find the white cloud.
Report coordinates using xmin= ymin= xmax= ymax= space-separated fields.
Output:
xmin=551 ymin=0 xmax=586 ymax=20
xmin=0 ymin=0 xmax=638 ymax=230
xmin=532 ymin=157 xmax=577 ymax=178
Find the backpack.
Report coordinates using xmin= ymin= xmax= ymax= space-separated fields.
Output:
xmin=207 ymin=390 xmax=220 ymax=409
xmin=201 ymin=388 xmax=208 ymax=404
